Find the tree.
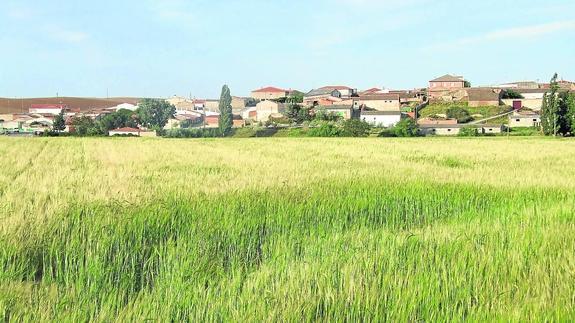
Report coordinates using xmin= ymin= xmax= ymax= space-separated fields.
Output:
xmin=71 ymin=116 xmax=100 ymax=136
xmin=446 ymin=106 xmax=473 ymax=123
xmin=541 ymin=74 xmax=560 ymax=136
xmin=459 ymin=126 xmax=479 ymax=137
xmin=502 ymin=89 xmax=524 ymax=99
xmin=99 ymin=109 xmax=139 ymax=133
xmin=218 ymin=85 xmax=233 ymax=136
xmin=565 ymin=93 xmax=575 ymax=135
xmin=284 ymin=92 xmax=312 ymax=124
xmin=393 ymin=118 xmax=419 ymax=137
xmin=341 ymin=119 xmax=371 ymax=137
xmin=137 ymin=99 xmax=175 ymax=131
xmin=52 ymin=109 xmax=66 ymax=133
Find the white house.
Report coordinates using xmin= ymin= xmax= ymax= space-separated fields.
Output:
xmin=109 ymin=127 xmax=141 ymax=136
xmin=111 ymin=103 xmax=138 ymax=111
xmin=255 ymin=100 xmax=286 ymax=122
xmin=360 ymin=111 xmax=402 ymax=127
xmin=29 ymin=104 xmax=66 ymax=115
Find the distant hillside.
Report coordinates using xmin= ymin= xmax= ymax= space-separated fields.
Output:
xmin=0 ymin=97 xmax=141 ymax=114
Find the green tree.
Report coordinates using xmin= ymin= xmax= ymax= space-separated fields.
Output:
xmin=541 ymin=74 xmax=560 ymax=136
xmin=71 ymin=116 xmax=101 ymax=136
xmin=341 ymin=119 xmax=371 ymax=137
xmin=459 ymin=126 xmax=479 ymax=137
xmin=446 ymin=106 xmax=473 ymax=123
xmin=52 ymin=109 xmax=66 ymax=133
xmin=284 ymin=92 xmax=312 ymax=124
xmin=502 ymin=89 xmax=524 ymax=99
xmin=218 ymin=85 xmax=233 ymax=136
xmin=99 ymin=109 xmax=139 ymax=133
xmin=137 ymin=99 xmax=175 ymax=131
xmin=393 ymin=118 xmax=419 ymax=137
xmin=565 ymin=93 xmax=575 ymax=134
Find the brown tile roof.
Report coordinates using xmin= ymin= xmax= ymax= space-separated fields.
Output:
xmin=430 ymin=74 xmax=465 ymax=82
xmin=252 ymin=87 xmax=288 ymax=93
xmin=360 ymin=94 xmax=400 ymax=101
xmin=467 ymin=88 xmax=501 ymax=101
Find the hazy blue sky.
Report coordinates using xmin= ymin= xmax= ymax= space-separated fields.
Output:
xmin=1 ymin=0 xmax=574 ymax=98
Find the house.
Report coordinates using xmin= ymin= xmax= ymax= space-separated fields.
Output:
xmin=255 ymin=100 xmax=286 ymax=122
xmin=232 ymin=97 xmax=248 ymax=113
xmin=467 ymin=88 xmax=502 ymax=107
xmin=361 ymin=87 xmax=383 ymax=95
xmin=192 ymin=99 xmax=206 ymax=110
xmin=240 ymin=106 xmax=257 ymax=121
xmin=251 ymin=87 xmax=291 ymax=100
xmin=418 ymin=117 xmax=458 ymax=125
xmin=303 ymin=88 xmax=342 ymax=106
xmin=495 ymin=81 xmax=539 ymax=89
xmin=109 ymin=127 xmax=141 ymax=136
xmin=360 ymin=111 xmax=402 ymax=127
xmin=109 ymin=103 xmax=138 ymax=111
xmin=204 ymin=112 xmax=220 ymax=128
xmin=205 ymin=100 xmax=220 ymax=111
xmin=428 ymin=74 xmax=467 ymax=100
xmin=357 ymin=94 xmax=401 ymax=111
xmin=509 ymin=111 xmax=541 ymax=128
xmin=29 ymin=104 xmax=67 ymax=115
xmin=314 ymin=105 xmax=354 ymax=120
xmin=419 ymin=124 xmax=503 ymax=136
xmin=319 ymin=86 xmax=357 ymax=98
xmin=232 ymin=115 xmax=246 ymax=128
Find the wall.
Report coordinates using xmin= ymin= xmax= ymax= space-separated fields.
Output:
xmin=360 ymin=114 xmax=400 ymax=127
xmin=502 ymin=99 xmax=543 ymax=111
xmin=509 ymin=116 xmax=541 ymax=128
xmin=256 ymin=101 xmax=284 ymax=122
xmin=360 ymin=99 xmax=400 ymax=111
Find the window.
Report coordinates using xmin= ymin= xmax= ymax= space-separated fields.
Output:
xmin=516 ymin=119 xmax=520 ymax=122
xmin=533 ymin=119 xmax=537 ymax=122
xmin=448 ymin=129 xmax=452 ymax=132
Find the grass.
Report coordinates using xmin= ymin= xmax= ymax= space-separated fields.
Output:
xmin=0 ymin=137 xmax=574 ymax=321
xmin=420 ymin=103 xmax=512 ymax=121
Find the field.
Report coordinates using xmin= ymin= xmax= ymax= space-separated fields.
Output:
xmin=0 ymin=137 xmax=574 ymax=321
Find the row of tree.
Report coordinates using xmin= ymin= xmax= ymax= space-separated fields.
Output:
xmin=541 ymin=74 xmax=575 ymax=136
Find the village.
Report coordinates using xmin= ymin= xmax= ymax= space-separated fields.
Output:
xmin=1 ymin=74 xmax=574 ymax=137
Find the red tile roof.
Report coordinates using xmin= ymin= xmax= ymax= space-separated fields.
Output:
xmin=252 ymin=86 xmax=288 ymax=93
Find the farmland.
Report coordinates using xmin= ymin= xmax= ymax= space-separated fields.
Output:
xmin=0 ymin=137 xmax=574 ymax=321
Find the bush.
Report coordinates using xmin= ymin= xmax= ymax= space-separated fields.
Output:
xmin=502 ymin=90 xmax=524 ymax=99
xmin=459 ymin=127 xmax=479 ymax=137
xmin=341 ymin=119 xmax=371 ymax=137
xmin=307 ymin=122 xmax=341 ymax=137
xmin=163 ymin=128 xmax=221 ymax=138
xmin=446 ymin=107 xmax=473 ymax=123
xmin=392 ymin=118 xmax=419 ymax=137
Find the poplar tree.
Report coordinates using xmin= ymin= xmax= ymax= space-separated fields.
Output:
xmin=541 ymin=73 xmax=560 ymax=136
xmin=218 ymin=85 xmax=233 ymax=136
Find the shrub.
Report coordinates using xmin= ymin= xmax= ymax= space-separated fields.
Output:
xmin=307 ymin=122 xmax=341 ymax=137
xmin=341 ymin=119 xmax=371 ymax=137
xmin=459 ymin=126 xmax=479 ymax=137
xmin=393 ymin=118 xmax=419 ymax=137
xmin=446 ymin=107 xmax=473 ymax=123
xmin=502 ymin=90 xmax=524 ymax=99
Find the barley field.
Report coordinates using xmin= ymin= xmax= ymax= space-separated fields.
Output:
xmin=0 ymin=137 xmax=574 ymax=321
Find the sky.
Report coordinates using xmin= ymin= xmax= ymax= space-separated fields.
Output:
xmin=1 ymin=0 xmax=574 ymax=99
